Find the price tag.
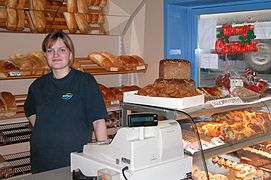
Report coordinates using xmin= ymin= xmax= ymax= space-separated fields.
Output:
xmin=208 ymin=97 xmax=244 ymax=107
xmin=110 ymin=100 xmax=120 ymax=105
xmin=230 ymin=78 xmax=243 ymax=88
xmin=136 ymin=65 xmax=146 ymax=70
xmin=109 ymin=67 xmax=119 ymax=72
xmin=9 ymin=71 xmax=21 ymax=76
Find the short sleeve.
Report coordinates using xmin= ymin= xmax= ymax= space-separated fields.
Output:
xmin=24 ymin=85 xmax=36 ymax=117
xmin=85 ymin=75 xmax=108 ymax=122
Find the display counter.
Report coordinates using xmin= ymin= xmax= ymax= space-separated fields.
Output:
xmin=14 ymin=167 xmax=71 ymax=180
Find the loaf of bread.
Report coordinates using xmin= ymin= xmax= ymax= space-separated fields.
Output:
xmin=0 ymin=8 xmax=7 ymax=20
xmin=77 ymin=0 xmax=89 ymax=13
xmin=159 ymin=59 xmax=191 ymax=80
xmin=6 ymin=0 xmax=17 ymax=8
xmin=6 ymin=8 xmax=17 ymax=31
xmin=26 ymin=11 xmax=37 ymax=33
xmin=0 ymin=60 xmax=20 ymax=77
xmin=100 ymin=52 xmax=124 ymax=67
xmin=16 ymin=0 xmax=26 ymax=9
xmin=137 ymin=79 xmax=199 ymax=98
xmin=29 ymin=0 xmax=46 ymax=10
xmin=99 ymin=0 xmax=107 ymax=7
xmin=67 ymin=0 xmax=78 ymax=13
xmin=0 ymin=91 xmax=17 ymax=117
xmin=63 ymin=12 xmax=78 ymax=33
xmin=16 ymin=9 xmax=25 ymax=31
xmin=29 ymin=10 xmax=46 ymax=33
xmin=131 ymin=55 xmax=145 ymax=65
xmin=88 ymin=52 xmax=113 ymax=68
xmin=74 ymin=13 xmax=89 ymax=34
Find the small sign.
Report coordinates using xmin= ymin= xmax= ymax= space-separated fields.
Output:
xmin=9 ymin=71 xmax=21 ymax=76
xmin=208 ymin=97 xmax=244 ymax=107
xmin=230 ymin=78 xmax=243 ymax=88
xmin=111 ymin=100 xmax=120 ymax=105
xmin=109 ymin=67 xmax=118 ymax=72
xmin=136 ymin=65 xmax=146 ymax=70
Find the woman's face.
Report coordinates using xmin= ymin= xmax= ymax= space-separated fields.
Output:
xmin=45 ymin=38 xmax=72 ymax=70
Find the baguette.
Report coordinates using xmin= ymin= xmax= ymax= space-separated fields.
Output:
xmin=77 ymin=0 xmax=89 ymax=13
xmin=16 ymin=0 xmax=26 ymax=9
xmin=63 ymin=12 xmax=78 ymax=33
xmin=0 ymin=8 xmax=7 ymax=20
xmin=29 ymin=10 xmax=46 ymax=33
xmin=74 ymin=13 xmax=89 ymax=34
xmin=16 ymin=9 xmax=25 ymax=31
xmin=99 ymin=0 xmax=107 ymax=7
xmin=6 ymin=0 xmax=17 ymax=9
xmin=29 ymin=0 xmax=46 ymax=10
xmin=6 ymin=8 xmax=17 ymax=31
xmin=67 ymin=0 xmax=78 ymax=13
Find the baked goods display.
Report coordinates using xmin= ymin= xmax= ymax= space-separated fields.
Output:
xmin=137 ymin=79 xmax=200 ymax=98
xmin=192 ymin=166 xmax=228 ymax=180
xmin=0 ymin=0 xmax=107 ymax=34
xmin=211 ymin=156 xmax=270 ymax=179
xmin=230 ymin=86 xmax=260 ymax=101
xmin=8 ymin=51 xmax=49 ymax=76
xmin=159 ymin=59 xmax=191 ymax=80
xmin=88 ymin=52 xmax=146 ymax=71
xmin=198 ymin=86 xmax=229 ymax=102
xmin=99 ymin=84 xmax=141 ymax=106
xmin=0 ymin=91 xmax=17 ymax=118
xmin=197 ymin=110 xmax=271 ymax=142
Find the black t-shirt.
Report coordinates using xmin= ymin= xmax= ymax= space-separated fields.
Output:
xmin=24 ymin=68 xmax=108 ymax=173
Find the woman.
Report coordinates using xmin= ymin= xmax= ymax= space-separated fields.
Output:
xmin=24 ymin=31 xmax=108 ymax=174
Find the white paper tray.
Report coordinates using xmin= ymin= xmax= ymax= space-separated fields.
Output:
xmin=123 ymin=91 xmax=205 ymax=110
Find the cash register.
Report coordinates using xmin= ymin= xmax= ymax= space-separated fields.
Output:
xmin=71 ymin=113 xmax=192 ymax=180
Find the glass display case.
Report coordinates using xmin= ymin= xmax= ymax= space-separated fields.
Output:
xmin=121 ymin=97 xmax=271 ymax=179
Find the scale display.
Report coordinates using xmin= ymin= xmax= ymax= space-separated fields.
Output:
xmin=128 ymin=113 xmax=158 ymax=127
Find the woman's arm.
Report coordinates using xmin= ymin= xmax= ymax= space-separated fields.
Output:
xmin=93 ymin=119 xmax=108 ymax=142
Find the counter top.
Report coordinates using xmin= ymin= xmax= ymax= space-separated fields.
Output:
xmin=14 ymin=167 xmax=71 ymax=180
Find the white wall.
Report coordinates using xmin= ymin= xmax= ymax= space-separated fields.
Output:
xmin=122 ymin=0 xmax=164 ymax=87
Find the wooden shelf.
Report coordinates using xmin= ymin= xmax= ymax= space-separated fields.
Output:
xmin=0 ymin=57 xmax=148 ymax=80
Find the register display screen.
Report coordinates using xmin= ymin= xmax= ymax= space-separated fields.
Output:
xmin=128 ymin=113 xmax=158 ymax=127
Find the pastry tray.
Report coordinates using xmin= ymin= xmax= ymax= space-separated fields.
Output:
xmin=123 ymin=91 xmax=205 ymax=110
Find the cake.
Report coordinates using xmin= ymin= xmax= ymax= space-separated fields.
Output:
xmin=159 ymin=59 xmax=191 ymax=80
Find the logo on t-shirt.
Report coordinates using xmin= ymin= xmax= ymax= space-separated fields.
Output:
xmin=61 ymin=93 xmax=73 ymax=101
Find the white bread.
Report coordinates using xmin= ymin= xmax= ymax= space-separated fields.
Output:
xmin=63 ymin=12 xmax=78 ymax=33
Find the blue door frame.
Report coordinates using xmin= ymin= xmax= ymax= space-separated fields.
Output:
xmin=164 ymin=0 xmax=271 ymax=85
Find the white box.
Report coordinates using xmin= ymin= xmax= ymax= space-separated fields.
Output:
xmin=123 ymin=91 xmax=204 ymax=110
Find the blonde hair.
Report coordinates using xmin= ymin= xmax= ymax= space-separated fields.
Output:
xmin=42 ymin=31 xmax=75 ymax=65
